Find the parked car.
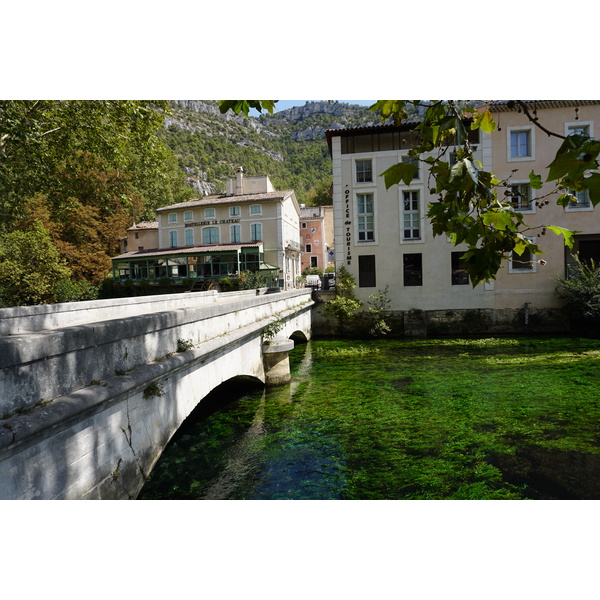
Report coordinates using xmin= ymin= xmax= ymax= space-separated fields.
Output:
xmin=305 ymin=274 xmax=321 ymax=289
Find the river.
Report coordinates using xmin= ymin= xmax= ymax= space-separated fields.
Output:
xmin=138 ymin=337 xmax=600 ymax=500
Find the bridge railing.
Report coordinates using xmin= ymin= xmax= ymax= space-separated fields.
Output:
xmin=0 ymin=287 xmax=283 ymax=335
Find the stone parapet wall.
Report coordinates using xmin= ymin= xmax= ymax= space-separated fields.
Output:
xmin=0 ymin=289 xmax=312 ymax=417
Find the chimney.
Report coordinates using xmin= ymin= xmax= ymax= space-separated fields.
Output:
xmin=235 ymin=166 xmax=244 ymax=196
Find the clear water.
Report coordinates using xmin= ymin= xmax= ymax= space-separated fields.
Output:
xmin=138 ymin=337 xmax=600 ymax=500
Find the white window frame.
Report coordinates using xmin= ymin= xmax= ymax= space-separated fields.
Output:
xmin=249 ymin=204 xmax=262 ymax=216
xmin=306 ymin=243 xmax=312 ymax=253
xmin=184 ymin=210 xmax=193 ymax=222
xmin=509 ymin=180 xmax=536 ymax=213
xmin=230 ymin=224 xmax=241 ymax=243
xmin=250 ymin=222 xmax=262 ymax=242
xmin=565 ymin=120 xmax=593 ymax=138
xmin=184 ymin=228 xmax=194 ymax=246
xmin=204 ymin=208 xmax=216 ymax=220
xmin=169 ymin=230 xmax=178 ymax=248
xmin=507 ymin=126 xmax=535 ymax=162
xmin=202 ymin=226 xmax=220 ymax=244
xmin=168 ymin=213 xmax=178 ymax=224
xmin=509 ymin=237 xmax=537 ymax=273
xmin=401 ymin=189 xmax=423 ymax=242
xmin=565 ymin=188 xmax=593 ymax=212
xmin=356 ymin=191 xmax=376 ymax=243
xmin=355 ymin=158 xmax=373 ymax=184
xmin=229 ymin=206 xmax=241 ymax=217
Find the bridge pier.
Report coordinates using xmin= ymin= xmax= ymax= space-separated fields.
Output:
xmin=262 ymin=338 xmax=295 ymax=386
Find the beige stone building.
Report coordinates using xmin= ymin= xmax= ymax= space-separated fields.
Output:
xmin=112 ymin=168 xmax=301 ymax=288
xmin=326 ymin=101 xmax=600 ymax=316
xmin=300 ymin=205 xmax=334 ymax=272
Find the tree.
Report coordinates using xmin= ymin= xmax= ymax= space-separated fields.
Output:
xmin=0 ymin=100 xmax=193 ymax=228
xmin=0 ymin=220 xmax=72 ymax=306
xmin=220 ymin=100 xmax=596 ymax=286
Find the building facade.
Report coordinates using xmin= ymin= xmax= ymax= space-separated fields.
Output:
xmin=112 ymin=168 xmax=302 ymax=289
xmin=326 ymin=101 xmax=600 ymax=313
xmin=300 ymin=205 xmax=334 ymax=272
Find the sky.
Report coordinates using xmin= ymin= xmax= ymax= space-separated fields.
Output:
xmin=249 ymin=100 xmax=375 ymax=116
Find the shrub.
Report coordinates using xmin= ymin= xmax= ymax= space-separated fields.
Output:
xmin=555 ymin=255 xmax=600 ymax=320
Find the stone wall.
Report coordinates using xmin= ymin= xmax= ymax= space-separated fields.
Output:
xmin=311 ymin=292 xmax=570 ymax=338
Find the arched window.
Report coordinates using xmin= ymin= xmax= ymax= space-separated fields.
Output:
xmin=169 ymin=230 xmax=178 ymax=247
xmin=185 ymin=228 xmax=194 ymax=246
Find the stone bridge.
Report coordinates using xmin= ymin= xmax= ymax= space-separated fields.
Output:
xmin=0 ymin=288 xmax=313 ymax=499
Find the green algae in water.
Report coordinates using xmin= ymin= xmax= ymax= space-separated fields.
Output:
xmin=138 ymin=337 xmax=600 ymax=500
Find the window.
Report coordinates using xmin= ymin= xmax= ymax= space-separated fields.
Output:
xmin=567 ymin=123 xmax=591 ymax=137
xmin=509 ymin=238 xmax=536 ymax=273
xmin=358 ymin=255 xmax=376 ymax=287
xmin=202 ymin=227 xmax=219 ymax=244
xmin=403 ymin=191 xmax=421 ymax=240
xmin=229 ymin=206 xmax=241 ymax=217
xmin=310 ymin=256 xmax=318 ymax=268
xmin=168 ymin=213 xmax=177 ymax=224
xmin=357 ymin=193 xmax=374 ymax=241
xmin=508 ymin=127 xmax=534 ymax=160
xmin=185 ymin=228 xmax=194 ymax=246
xmin=230 ymin=224 xmax=241 ymax=243
xmin=169 ymin=230 xmax=178 ymax=247
xmin=134 ymin=232 xmax=139 ymax=239
xmin=510 ymin=183 xmax=533 ymax=211
xmin=251 ymin=223 xmax=262 ymax=242
xmin=356 ymin=159 xmax=373 ymax=183
xmin=402 ymin=155 xmax=420 ymax=180
xmin=567 ymin=188 xmax=591 ymax=209
xmin=184 ymin=210 xmax=193 ymax=221
xmin=451 ymin=252 xmax=469 ymax=285
xmin=302 ymin=222 xmax=307 ymax=229
xmin=403 ymin=253 xmax=422 ymax=286
xmin=250 ymin=204 xmax=262 ymax=215
xmin=204 ymin=208 xmax=216 ymax=219
xmin=306 ymin=244 xmax=312 ymax=253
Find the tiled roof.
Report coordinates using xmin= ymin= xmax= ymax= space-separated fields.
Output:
xmin=112 ymin=242 xmax=263 ymax=261
xmin=486 ymin=100 xmax=600 ymax=112
xmin=156 ymin=190 xmax=295 ymax=212
xmin=127 ymin=221 xmax=158 ymax=230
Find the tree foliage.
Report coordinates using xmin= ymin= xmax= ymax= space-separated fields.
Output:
xmin=0 ymin=220 xmax=72 ymax=306
xmin=0 ymin=101 xmax=195 ymax=301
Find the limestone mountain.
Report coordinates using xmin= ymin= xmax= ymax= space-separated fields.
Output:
xmin=160 ymin=100 xmax=380 ymax=204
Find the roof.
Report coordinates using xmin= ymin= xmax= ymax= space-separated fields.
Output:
xmin=127 ymin=221 xmax=158 ymax=231
xmin=156 ymin=190 xmax=296 ymax=212
xmin=112 ymin=242 xmax=263 ymax=261
xmin=487 ymin=100 xmax=600 ymax=112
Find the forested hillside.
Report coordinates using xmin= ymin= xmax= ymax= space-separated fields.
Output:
xmin=161 ymin=100 xmax=381 ymax=204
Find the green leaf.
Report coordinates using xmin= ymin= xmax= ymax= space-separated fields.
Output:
xmin=582 ymin=172 xmax=600 ymax=206
xmin=528 ymin=170 xmax=543 ymax=189
xmin=380 ymin=163 xmax=417 ymax=188
xmin=471 ymin=110 xmax=496 ymax=134
xmin=546 ymin=225 xmax=578 ymax=249
xmin=481 ymin=210 xmax=516 ymax=231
